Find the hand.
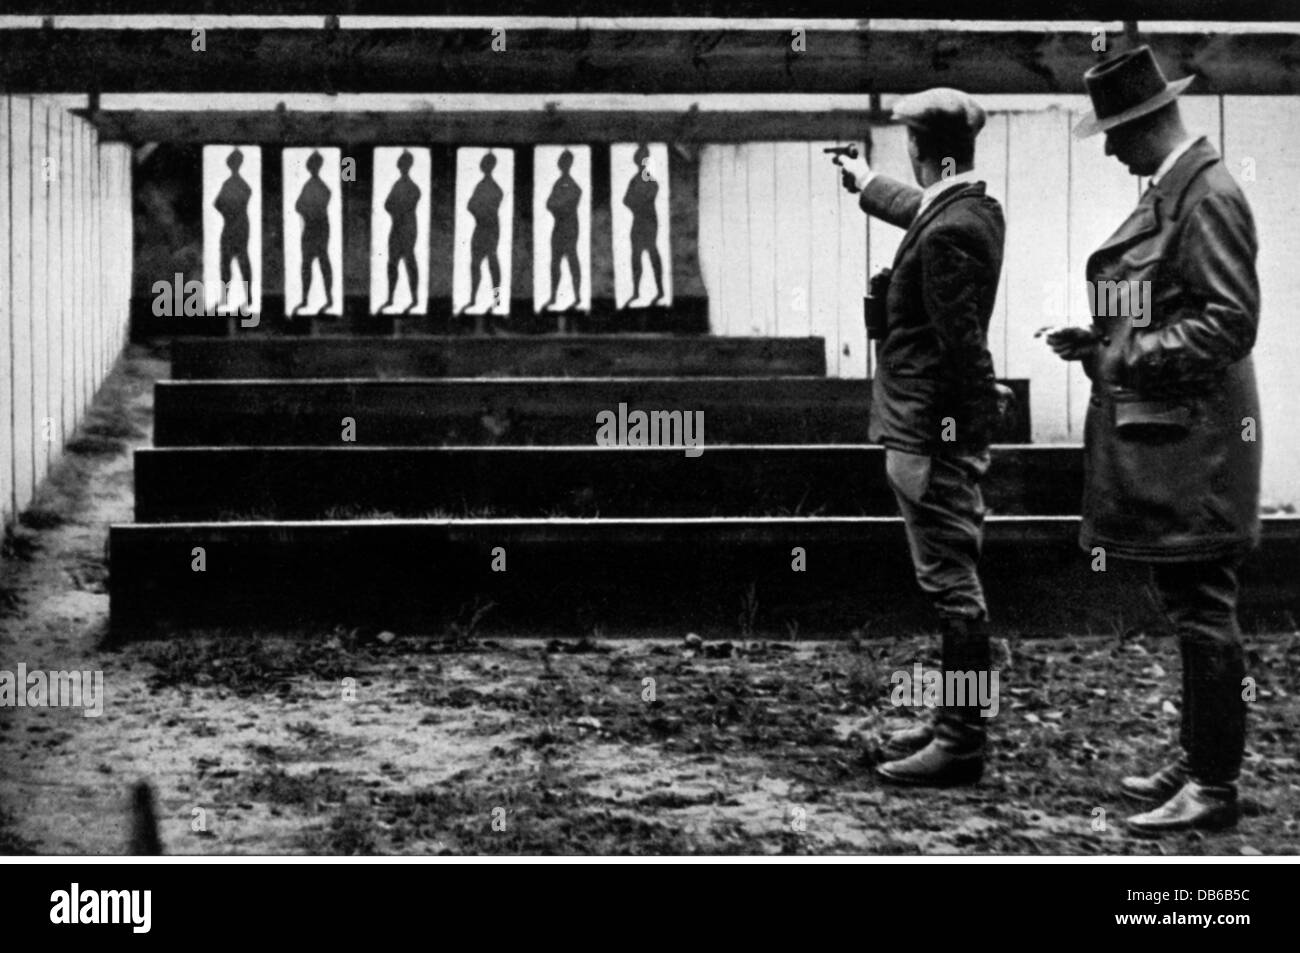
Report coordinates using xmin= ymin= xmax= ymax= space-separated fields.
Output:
xmin=1038 ymin=325 xmax=1102 ymax=362
xmin=835 ymin=154 xmax=872 ymax=193
xmin=993 ymin=382 xmax=1016 ymax=418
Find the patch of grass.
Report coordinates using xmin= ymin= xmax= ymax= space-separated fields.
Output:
xmin=18 ymin=507 xmax=65 ymax=530
xmin=302 ymin=776 xmax=699 ymax=855
xmin=65 ymin=435 xmax=126 ymax=457
xmin=141 ymin=635 xmax=353 ymax=697
xmin=446 ymin=597 xmax=497 ymax=646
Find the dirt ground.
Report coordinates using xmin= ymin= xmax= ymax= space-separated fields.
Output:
xmin=1 ymin=345 xmax=1297 ymax=856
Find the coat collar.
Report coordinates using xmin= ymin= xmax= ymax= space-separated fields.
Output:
xmin=893 ymin=180 xmax=987 ymax=265
xmin=1150 ymin=136 xmax=1219 ymax=218
xmin=1092 ymin=138 xmax=1220 ymax=260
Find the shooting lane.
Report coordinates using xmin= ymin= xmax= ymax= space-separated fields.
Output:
xmin=532 ymin=145 xmax=592 ymax=322
xmin=203 ymin=145 xmax=262 ymax=317
xmin=453 ymin=147 xmax=514 ymax=320
xmin=611 ymin=142 xmax=673 ymax=311
xmin=282 ymin=147 xmax=343 ymax=318
xmin=370 ymin=146 xmax=431 ymax=316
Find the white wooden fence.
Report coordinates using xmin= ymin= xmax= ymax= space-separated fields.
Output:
xmin=1 ymin=95 xmax=133 ymax=528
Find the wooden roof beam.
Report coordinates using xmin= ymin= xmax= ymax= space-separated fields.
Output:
xmin=5 ymin=22 xmax=1300 ymax=96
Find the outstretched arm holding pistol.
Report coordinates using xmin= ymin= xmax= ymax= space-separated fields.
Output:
xmin=827 ymin=144 xmax=922 ymax=230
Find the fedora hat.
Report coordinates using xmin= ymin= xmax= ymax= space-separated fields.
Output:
xmin=1073 ymin=45 xmax=1195 ymax=139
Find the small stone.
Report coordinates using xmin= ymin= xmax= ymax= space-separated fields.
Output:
xmin=376 ymin=631 xmax=397 ymax=645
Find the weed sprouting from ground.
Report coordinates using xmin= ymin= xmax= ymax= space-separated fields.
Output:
xmin=142 ymin=635 xmax=354 ymax=696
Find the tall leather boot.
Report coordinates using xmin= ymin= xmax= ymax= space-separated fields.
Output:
xmin=1120 ymin=649 xmax=1191 ymax=804
xmin=877 ymin=616 xmax=990 ymax=787
xmin=1127 ymin=639 xmax=1244 ymax=835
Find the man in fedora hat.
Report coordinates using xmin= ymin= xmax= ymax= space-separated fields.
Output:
xmin=835 ymin=88 xmax=1007 ymax=787
xmin=1047 ymin=45 xmax=1261 ymax=833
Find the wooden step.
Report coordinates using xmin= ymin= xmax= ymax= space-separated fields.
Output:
xmin=108 ymin=515 xmax=1300 ymax=637
xmin=133 ymin=444 xmax=1081 ymax=522
xmin=153 ymin=378 xmax=1032 ymax=446
xmin=170 ymin=335 xmax=829 ymax=379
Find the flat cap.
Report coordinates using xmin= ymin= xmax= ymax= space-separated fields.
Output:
xmin=892 ymin=88 xmax=986 ymax=141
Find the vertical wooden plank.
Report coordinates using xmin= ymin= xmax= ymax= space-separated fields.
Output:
xmin=91 ymin=125 xmax=102 ymax=390
xmin=67 ymin=116 xmax=80 ymax=424
xmin=1003 ymin=109 xmax=1072 ymax=443
xmin=835 ymin=137 xmax=868 ymax=379
xmin=715 ymin=145 xmax=750 ymax=337
xmin=109 ymin=147 xmax=123 ymax=358
xmin=773 ymin=142 xmax=813 ymax=341
xmin=107 ymin=146 xmax=122 ymax=354
xmin=11 ymin=98 xmax=34 ymax=514
xmin=90 ymin=121 xmax=101 ymax=397
xmin=59 ymin=110 xmax=73 ymax=453
xmin=30 ymin=102 xmax=50 ymax=484
xmin=93 ymin=134 xmax=102 ymax=389
xmin=120 ymin=146 xmax=133 ymax=355
xmin=82 ymin=118 xmax=92 ymax=407
xmin=0 ymin=97 xmax=12 ymax=524
xmin=696 ymin=145 xmax=723 ymax=333
xmin=1224 ymin=96 xmax=1300 ymax=509
xmin=808 ymin=141 xmax=842 ymax=376
xmin=47 ymin=107 xmax=63 ymax=464
xmin=745 ymin=142 xmax=777 ymax=337
xmin=76 ymin=117 xmax=88 ymax=416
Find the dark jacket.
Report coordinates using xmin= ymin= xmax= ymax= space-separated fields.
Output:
xmin=1080 ymin=137 xmax=1261 ymax=561
xmin=859 ymin=175 xmax=1006 ymax=454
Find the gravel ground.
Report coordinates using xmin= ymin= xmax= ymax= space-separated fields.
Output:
xmin=1 ymin=345 xmax=1296 ymax=855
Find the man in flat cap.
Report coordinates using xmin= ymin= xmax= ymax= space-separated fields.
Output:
xmin=1046 ymin=46 xmax=1260 ymax=833
xmin=836 ymin=88 xmax=1006 ymax=786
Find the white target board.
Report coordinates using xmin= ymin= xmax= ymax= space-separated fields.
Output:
xmin=370 ymin=147 xmax=431 ymax=315
xmin=282 ymin=147 xmax=342 ymax=316
xmin=532 ymin=145 xmax=591 ymax=313
xmin=453 ymin=147 xmax=513 ymax=316
xmin=203 ymin=145 xmax=261 ymax=315
xmin=611 ymin=142 xmax=672 ymax=309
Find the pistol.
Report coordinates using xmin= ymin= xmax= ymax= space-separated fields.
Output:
xmin=823 ymin=144 xmax=859 ymax=161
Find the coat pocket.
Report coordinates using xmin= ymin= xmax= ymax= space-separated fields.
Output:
xmin=1112 ymin=392 xmax=1193 ymax=441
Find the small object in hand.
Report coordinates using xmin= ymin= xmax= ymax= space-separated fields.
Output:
xmin=994 ymin=382 xmax=1016 ymax=417
xmin=823 ymin=144 xmax=859 ymax=161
